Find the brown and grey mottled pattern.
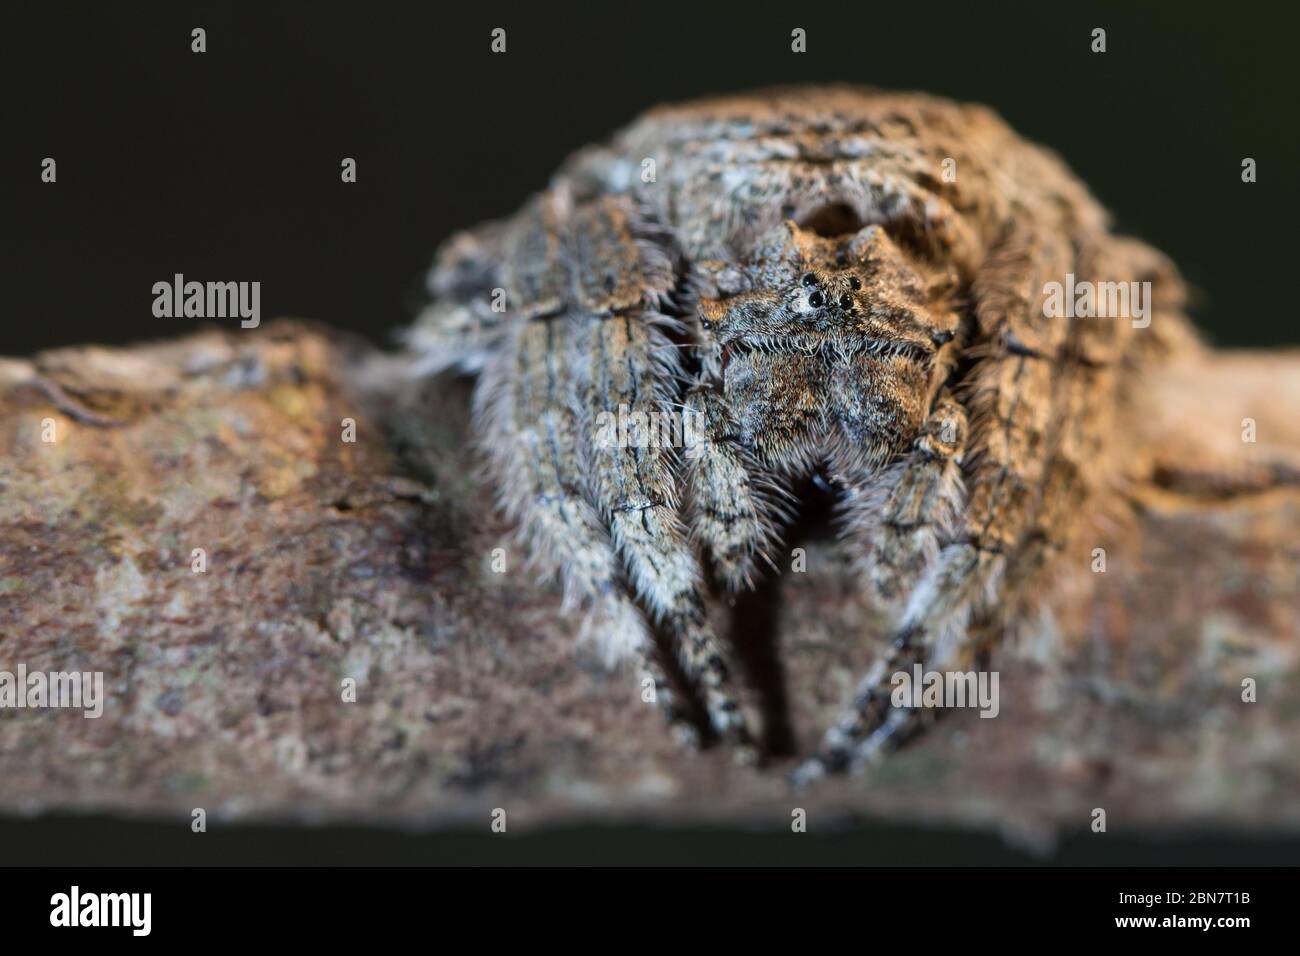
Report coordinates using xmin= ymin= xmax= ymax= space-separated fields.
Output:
xmin=0 ymin=324 xmax=1298 ymax=835
xmin=404 ymin=88 xmax=1211 ymax=777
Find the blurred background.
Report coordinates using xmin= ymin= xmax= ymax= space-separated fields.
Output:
xmin=2 ymin=0 xmax=1295 ymax=358
xmin=1 ymin=0 xmax=1295 ymax=865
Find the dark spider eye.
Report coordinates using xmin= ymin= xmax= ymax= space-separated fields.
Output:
xmin=838 ymin=294 xmax=853 ymax=309
xmin=848 ymin=275 xmax=862 ymax=290
xmin=808 ymin=290 xmax=825 ymax=308
xmin=801 ymin=272 xmax=818 ymax=287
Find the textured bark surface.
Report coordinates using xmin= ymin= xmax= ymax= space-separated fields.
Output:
xmin=1 ymin=321 xmax=1297 ymax=840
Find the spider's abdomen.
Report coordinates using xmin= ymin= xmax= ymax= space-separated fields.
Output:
xmin=558 ymin=86 xmax=1082 ymax=274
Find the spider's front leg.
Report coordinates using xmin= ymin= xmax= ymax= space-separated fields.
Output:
xmin=477 ymin=317 xmax=701 ymax=747
xmin=455 ymin=193 xmax=757 ymax=756
xmin=557 ymin=199 xmax=758 ymax=758
xmin=683 ymin=386 xmax=794 ymax=594
xmin=577 ymin=318 xmax=756 ymax=758
xmin=789 ymin=398 xmax=971 ymax=783
xmin=793 ymin=222 xmax=1083 ymax=785
xmin=842 ymin=396 xmax=969 ymax=607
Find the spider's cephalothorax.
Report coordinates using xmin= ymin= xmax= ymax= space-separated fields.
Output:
xmin=406 ymin=88 xmax=1195 ymax=780
xmin=697 ymin=220 xmax=959 ymax=478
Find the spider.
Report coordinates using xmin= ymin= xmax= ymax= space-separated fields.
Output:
xmin=405 ymin=87 xmax=1193 ymax=782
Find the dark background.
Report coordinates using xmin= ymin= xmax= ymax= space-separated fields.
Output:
xmin=1 ymin=1 xmax=1296 ymax=865
xmin=2 ymin=0 xmax=1296 ymax=358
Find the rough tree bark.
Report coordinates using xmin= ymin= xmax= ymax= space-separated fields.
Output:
xmin=1 ymin=321 xmax=1297 ymax=841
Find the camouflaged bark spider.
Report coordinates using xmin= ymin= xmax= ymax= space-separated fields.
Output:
xmin=406 ymin=87 xmax=1193 ymax=782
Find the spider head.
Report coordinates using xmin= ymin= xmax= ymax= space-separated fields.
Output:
xmin=695 ymin=220 xmax=959 ymax=467
xmin=698 ymin=220 xmax=955 ymax=359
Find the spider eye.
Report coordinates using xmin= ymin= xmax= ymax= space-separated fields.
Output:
xmin=808 ymin=290 xmax=825 ymax=308
xmin=838 ymin=294 xmax=853 ymax=309
xmin=848 ymin=275 xmax=862 ymax=290
xmin=801 ymin=272 xmax=818 ymax=287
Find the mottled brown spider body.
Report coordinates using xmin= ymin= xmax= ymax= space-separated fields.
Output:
xmin=700 ymin=221 xmax=957 ymax=475
xmin=406 ymin=87 xmax=1194 ymax=781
